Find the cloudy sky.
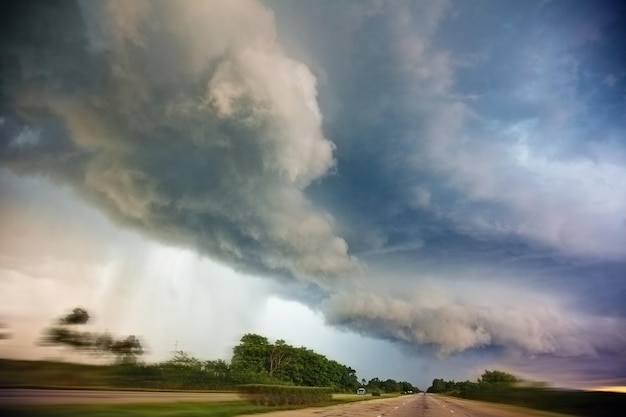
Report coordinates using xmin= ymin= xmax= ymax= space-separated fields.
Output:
xmin=1 ymin=0 xmax=625 ymax=391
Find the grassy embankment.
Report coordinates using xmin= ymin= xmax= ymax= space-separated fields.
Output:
xmin=2 ymin=401 xmax=297 ymax=417
xmin=441 ymin=387 xmax=626 ymax=417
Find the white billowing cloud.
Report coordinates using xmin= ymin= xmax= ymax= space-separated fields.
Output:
xmin=80 ymin=0 xmax=333 ymax=187
xmin=5 ymin=0 xmax=357 ymax=281
xmin=418 ymin=107 xmax=626 ymax=259
xmin=393 ymin=19 xmax=626 ymax=260
xmin=323 ymin=280 xmax=625 ymax=357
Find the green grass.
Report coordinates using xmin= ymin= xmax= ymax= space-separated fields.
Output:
xmin=0 ymin=395 xmax=391 ymax=417
xmin=0 ymin=401 xmax=297 ymax=417
xmin=0 ymin=359 xmax=113 ymax=388
xmin=0 ymin=392 xmax=402 ymax=417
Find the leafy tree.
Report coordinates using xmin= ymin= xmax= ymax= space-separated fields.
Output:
xmin=229 ymin=333 xmax=364 ymax=390
xmin=479 ymin=370 xmax=518 ymax=385
xmin=40 ymin=307 xmax=144 ymax=363
xmin=268 ymin=339 xmax=290 ymax=377
xmin=203 ymin=359 xmax=230 ymax=378
xmin=42 ymin=306 xmax=91 ymax=350
xmin=111 ymin=335 xmax=144 ymax=363
xmin=427 ymin=378 xmax=447 ymax=393
xmin=231 ymin=333 xmax=271 ymax=383
xmin=167 ymin=350 xmax=202 ymax=368
xmin=367 ymin=377 xmax=381 ymax=392
xmin=381 ymin=378 xmax=401 ymax=393
xmin=427 ymin=370 xmax=520 ymax=396
xmin=94 ymin=332 xmax=114 ymax=356
xmin=58 ymin=307 xmax=90 ymax=325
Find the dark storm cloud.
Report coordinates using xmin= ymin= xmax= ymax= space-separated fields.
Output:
xmin=1 ymin=0 xmax=356 ymax=283
xmin=267 ymin=0 xmax=626 ymax=377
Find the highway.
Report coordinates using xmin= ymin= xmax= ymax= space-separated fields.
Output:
xmin=240 ymin=393 xmax=565 ymax=417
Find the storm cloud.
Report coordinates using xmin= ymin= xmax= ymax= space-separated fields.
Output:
xmin=1 ymin=0 xmax=626 ymax=388
xmin=1 ymin=0 xmax=356 ymax=282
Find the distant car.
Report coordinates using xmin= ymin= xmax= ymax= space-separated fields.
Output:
xmin=357 ymin=388 xmax=366 ymax=395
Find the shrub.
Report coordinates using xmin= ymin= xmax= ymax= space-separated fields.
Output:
xmin=238 ymin=384 xmax=333 ymax=406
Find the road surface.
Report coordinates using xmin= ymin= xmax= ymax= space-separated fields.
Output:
xmin=0 ymin=389 xmax=242 ymax=405
xmin=240 ymin=393 xmax=566 ymax=417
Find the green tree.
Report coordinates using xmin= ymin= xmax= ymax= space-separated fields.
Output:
xmin=41 ymin=307 xmax=93 ymax=355
xmin=367 ymin=377 xmax=381 ymax=393
xmin=94 ymin=332 xmax=114 ymax=357
xmin=268 ymin=339 xmax=290 ymax=377
xmin=231 ymin=333 xmax=271 ymax=383
xmin=381 ymin=378 xmax=401 ymax=393
xmin=427 ymin=378 xmax=447 ymax=393
xmin=111 ymin=335 xmax=144 ymax=363
xmin=40 ymin=307 xmax=144 ymax=363
xmin=479 ymin=370 xmax=518 ymax=385
xmin=58 ymin=307 xmax=90 ymax=325
xmin=203 ymin=359 xmax=230 ymax=378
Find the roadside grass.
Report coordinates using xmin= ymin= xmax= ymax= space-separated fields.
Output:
xmin=0 ymin=359 xmax=112 ymax=388
xmin=0 ymin=385 xmax=236 ymax=393
xmin=0 ymin=395 xmax=395 ymax=417
xmin=439 ymin=387 xmax=626 ymax=417
xmin=0 ymin=392 xmax=405 ymax=416
xmin=440 ymin=396 xmax=575 ymax=417
xmin=0 ymin=359 xmax=235 ymax=392
xmin=0 ymin=401 xmax=296 ymax=417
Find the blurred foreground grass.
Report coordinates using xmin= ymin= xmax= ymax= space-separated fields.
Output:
xmin=0 ymin=394 xmax=391 ymax=417
xmin=1 ymin=401 xmax=286 ymax=417
xmin=0 ymin=359 xmax=113 ymax=388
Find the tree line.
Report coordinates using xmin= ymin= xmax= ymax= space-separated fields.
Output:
xmin=426 ymin=369 xmax=519 ymax=396
xmin=229 ymin=333 xmax=418 ymax=392
xmin=39 ymin=307 xmax=420 ymax=392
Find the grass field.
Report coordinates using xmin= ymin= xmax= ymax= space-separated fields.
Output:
xmin=0 ymin=359 xmax=113 ymax=388
xmin=0 ymin=401 xmax=288 ymax=417
xmin=0 ymin=394 xmax=393 ymax=417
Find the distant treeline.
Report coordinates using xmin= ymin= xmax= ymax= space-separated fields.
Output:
xmin=115 ymin=333 xmax=419 ymax=392
xmin=426 ymin=370 xmax=626 ymax=417
xmin=13 ymin=306 xmax=420 ymax=392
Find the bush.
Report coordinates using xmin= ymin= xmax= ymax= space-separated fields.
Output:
xmin=372 ymin=391 xmax=381 ymax=397
xmin=238 ymin=384 xmax=333 ymax=406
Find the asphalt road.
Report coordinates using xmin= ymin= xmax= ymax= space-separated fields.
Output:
xmin=0 ymin=389 xmax=242 ymax=405
xmin=239 ymin=393 xmax=564 ymax=417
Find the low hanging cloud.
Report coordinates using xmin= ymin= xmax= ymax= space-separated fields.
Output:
xmin=0 ymin=0 xmax=356 ymax=282
xmin=323 ymin=283 xmax=626 ymax=357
